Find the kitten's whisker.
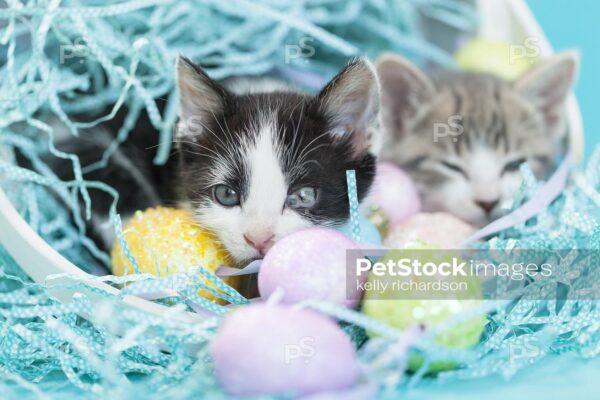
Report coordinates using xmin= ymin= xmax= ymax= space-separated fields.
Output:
xmin=178 ymin=142 xmax=223 ymax=160
xmin=208 ymin=110 xmax=236 ymax=150
xmin=288 ymin=102 xmax=306 ymax=165
xmin=174 ymin=138 xmax=223 ymax=156
xmin=180 ymin=150 xmax=221 ymax=163
xmin=297 ymin=142 xmax=330 ymax=162
xmin=220 ymin=110 xmax=236 ymax=148
xmin=182 ymin=116 xmax=232 ymax=153
xmin=294 ymin=131 xmax=330 ymax=164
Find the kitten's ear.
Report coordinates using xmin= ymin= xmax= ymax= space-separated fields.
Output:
xmin=176 ymin=55 xmax=229 ymax=138
xmin=317 ymin=58 xmax=380 ymax=156
xmin=376 ymin=52 xmax=435 ymax=138
xmin=514 ymin=51 xmax=578 ymax=137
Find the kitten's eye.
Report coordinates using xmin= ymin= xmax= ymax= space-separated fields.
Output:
xmin=441 ymin=161 xmax=467 ymax=177
xmin=213 ymin=185 xmax=240 ymax=207
xmin=286 ymin=187 xmax=317 ymax=209
xmin=503 ymin=158 xmax=526 ymax=174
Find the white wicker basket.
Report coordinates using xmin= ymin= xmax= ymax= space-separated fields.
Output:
xmin=0 ymin=0 xmax=584 ymax=323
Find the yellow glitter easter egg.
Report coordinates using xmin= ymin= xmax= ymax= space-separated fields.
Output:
xmin=454 ymin=38 xmax=536 ymax=81
xmin=111 ymin=207 xmax=238 ymax=301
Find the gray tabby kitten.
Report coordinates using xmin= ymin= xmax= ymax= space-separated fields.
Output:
xmin=376 ymin=51 xmax=578 ymax=227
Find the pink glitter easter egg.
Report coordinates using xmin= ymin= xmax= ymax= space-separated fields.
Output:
xmin=258 ymin=227 xmax=364 ymax=308
xmin=212 ymin=304 xmax=360 ymax=396
xmin=363 ymin=162 xmax=421 ymax=226
xmin=385 ymin=212 xmax=474 ymax=249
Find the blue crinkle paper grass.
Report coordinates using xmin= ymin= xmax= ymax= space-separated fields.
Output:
xmin=0 ymin=0 xmax=598 ymax=398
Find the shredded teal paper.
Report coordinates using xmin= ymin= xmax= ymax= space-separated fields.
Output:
xmin=0 ymin=0 xmax=598 ymax=398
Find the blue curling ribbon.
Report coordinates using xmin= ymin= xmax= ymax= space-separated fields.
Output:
xmin=346 ymin=169 xmax=361 ymax=243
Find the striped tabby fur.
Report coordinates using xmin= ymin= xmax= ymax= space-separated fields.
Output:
xmin=376 ymin=52 xmax=578 ymax=226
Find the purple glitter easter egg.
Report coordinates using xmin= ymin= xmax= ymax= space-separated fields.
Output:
xmin=363 ymin=162 xmax=421 ymax=225
xmin=212 ymin=304 xmax=360 ymax=396
xmin=258 ymin=227 xmax=364 ymax=308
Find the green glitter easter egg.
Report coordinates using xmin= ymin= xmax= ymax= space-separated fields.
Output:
xmin=361 ymin=244 xmax=487 ymax=372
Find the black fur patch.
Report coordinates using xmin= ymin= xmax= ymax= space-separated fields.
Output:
xmin=176 ymin=87 xmax=376 ymax=226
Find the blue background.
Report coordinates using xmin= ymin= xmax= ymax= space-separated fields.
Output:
xmin=528 ymin=0 xmax=599 ymax=159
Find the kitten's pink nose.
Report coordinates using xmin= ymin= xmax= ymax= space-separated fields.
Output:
xmin=475 ymin=199 xmax=499 ymax=214
xmin=244 ymin=233 xmax=275 ymax=254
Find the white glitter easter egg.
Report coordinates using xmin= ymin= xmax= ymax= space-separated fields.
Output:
xmin=385 ymin=212 xmax=474 ymax=249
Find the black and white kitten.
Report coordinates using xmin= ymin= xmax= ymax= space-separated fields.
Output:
xmin=52 ymin=56 xmax=380 ymax=264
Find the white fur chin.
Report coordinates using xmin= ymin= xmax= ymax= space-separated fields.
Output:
xmin=193 ymin=114 xmax=314 ymax=263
